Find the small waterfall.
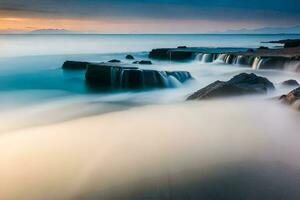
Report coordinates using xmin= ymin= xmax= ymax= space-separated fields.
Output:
xmin=158 ymin=71 xmax=170 ymax=87
xmin=252 ymin=57 xmax=262 ymax=70
xmin=167 ymin=76 xmax=182 ymax=88
xmin=214 ymin=54 xmax=227 ymax=63
xmin=201 ymin=54 xmax=214 ymax=63
xmin=284 ymin=61 xmax=300 ymax=72
xmin=235 ymin=55 xmax=244 ymax=65
xmin=224 ymin=54 xmax=233 ymax=64
xmin=195 ymin=53 xmax=204 ymax=61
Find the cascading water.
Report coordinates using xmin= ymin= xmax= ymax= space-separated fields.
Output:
xmin=252 ymin=57 xmax=262 ymax=70
xmin=214 ymin=54 xmax=226 ymax=63
xmin=195 ymin=53 xmax=204 ymax=61
xmin=201 ymin=54 xmax=214 ymax=63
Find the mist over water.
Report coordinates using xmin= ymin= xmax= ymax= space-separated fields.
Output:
xmin=0 ymin=34 xmax=300 ymax=200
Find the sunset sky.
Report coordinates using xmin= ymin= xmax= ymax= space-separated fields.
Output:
xmin=0 ymin=0 xmax=300 ymax=33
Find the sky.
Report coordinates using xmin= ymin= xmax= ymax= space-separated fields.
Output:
xmin=0 ymin=0 xmax=300 ymax=33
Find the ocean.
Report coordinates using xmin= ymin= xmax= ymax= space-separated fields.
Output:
xmin=0 ymin=34 xmax=300 ymax=200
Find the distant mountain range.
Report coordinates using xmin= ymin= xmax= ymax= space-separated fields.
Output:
xmin=28 ymin=29 xmax=78 ymax=34
xmin=220 ymin=25 xmax=300 ymax=34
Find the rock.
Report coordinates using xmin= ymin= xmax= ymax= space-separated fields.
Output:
xmin=187 ymin=73 xmax=274 ymax=100
xmin=258 ymin=46 xmax=269 ymax=50
xmin=247 ymin=49 xmax=254 ymax=52
xmin=132 ymin=61 xmax=139 ymax=64
xmin=279 ymin=87 xmax=300 ymax=107
xmin=149 ymin=48 xmax=171 ymax=60
xmin=126 ymin=55 xmax=135 ymax=60
xmin=85 ymin=63 xmax=193 ymax=90
xmin=281 ymin=80 xmax=299 ymax=87
xmin=149 ymin=48 xmax=194 ymax=61
xmin=62 ymin=61 xmax=90 ymax=70
xmin=139 ymin=60 xmax=152 ymax=65
xmin=177 ymin=46 xmax=187 ymax=49
xmin=108 ymin=59 xmax=121 ymax=63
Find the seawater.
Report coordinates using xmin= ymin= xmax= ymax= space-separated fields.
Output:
xmin=0 ymin=34 xmax=300 ymax=200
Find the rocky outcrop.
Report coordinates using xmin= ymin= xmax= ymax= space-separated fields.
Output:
xmin=279 ymin=87 xmax=300 ymax=110
xmin=281 ymin=80 xmax=299 ymax=87
xmin=62 ymin=61 xmax=90 ymax=70
xmin=125 ymin=55 xmax=135 ymax=60
xmin=149 ymin=48 xmax=194 ymax=61
xmin=85 ymin=63 xmax=193 ymax=90
xmin=187 ymin=73 xmax=274 ymax=100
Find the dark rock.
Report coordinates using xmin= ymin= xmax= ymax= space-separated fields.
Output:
xmin=177 ymin=46 xmax=187 ymax=49
xmin=279 ymin=87 xmax=300 ymax=109
xmin=187 ymin=73 xmax=274 ymax=100
xmin=108 ymin=59 xmax=121 ymax=63
xmin=149 ymin=48 xmax=194 ymax=61
xmin=258 ymin=46 xmax=269 ymax=50
xmin=126 ymin=55 xmax=135 ymax=60
xmin=132 ymin=61 xmax=139 ymax=64
xmin=149 ymin=48 xmax=171 ymax=60
xmin=62 ymin=61 xmax=90 ymax=70
xmin=138 ymin=60 xmax=152 ymax=65
xmin=85 ymin=63 xmax=193 ymax=91
xmin=247 ymin=49 xmax=254 ymax=52
xmin=281 ymin=80 xmax=300 ymax=87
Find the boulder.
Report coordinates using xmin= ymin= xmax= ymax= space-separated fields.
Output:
xmin=279 ymin=87 xmax=300 ymax=110
xmin=62 ymin=61 xmax=90 ymax=70
xmin=281 ymin=80 xmax=299 ymax=87
xmin=149 ymin=48 xmax=172 ymax=60
xmin=187 ymin=73 xmax=275 ymax=100
xmin=126 ymin=55 xmax=135 ymax=60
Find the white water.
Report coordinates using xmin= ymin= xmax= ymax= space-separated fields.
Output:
xmin=0 ymin=34 xmax=300 ymax=200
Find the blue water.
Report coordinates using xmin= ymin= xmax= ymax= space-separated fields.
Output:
xmin=0 ymin=34 xmax=299 ymax=129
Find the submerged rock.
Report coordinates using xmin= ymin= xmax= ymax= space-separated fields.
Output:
xmin=187 ymin=73 xmax=274 ymax=100
xmin=281 ymin=80 xmax=299 ymax=87
xmin=62 ymin=61 xmax=90 ymax=70
xmin=85 ymin=63 xmax=193 ymax=90
xmin=279 ymin=87 xmax=300 ymax=110
xmin=126 ymin=55 xmax=135 ymax=60
xmin=139 ymin=60 xmax=152 ymax=65
xmin=108 ymin=59 xmax=121 ymax=63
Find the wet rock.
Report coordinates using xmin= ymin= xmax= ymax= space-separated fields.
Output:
xmin=139 ymin=60 xmax=152 ymax=65
xmin=187 ymin=73 xmax=274 ymax=100
xmin=126 ymin=55 xmax=135 ymax=60
xmin=108 ymin=59 xmax=121 ymax=63
xmin=281 ymin=80 xmax=300 ymax=87
xmin=149 ymin=48 xmax=194 ymax=61
xmin=62 ymin=61 xmax=90 ymax=70
xmin=177 ymin=46 xmax=187 ymax=49
xmin=85 ymin=63 xmax=193 ymax=91
xmin=279 ymin=87 xmax=300 ymax=110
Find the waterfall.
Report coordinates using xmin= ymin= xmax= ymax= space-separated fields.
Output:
xmin=236 ymin=55 xmax=244 ymax=65
xmin=214 ymin=54 xmax=227 ymax=63
xmin=252 ymin=57 xmax=264 ymax=70
xmin=201 ymin=54 xmax=214 ymax=63
xmin=284 ymin=61 xmax=300 ymax=72
xmin=195 ymin=53 xmax=204 ymax=61
xmin=167 ymin=76 xmax=182 ymax=88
